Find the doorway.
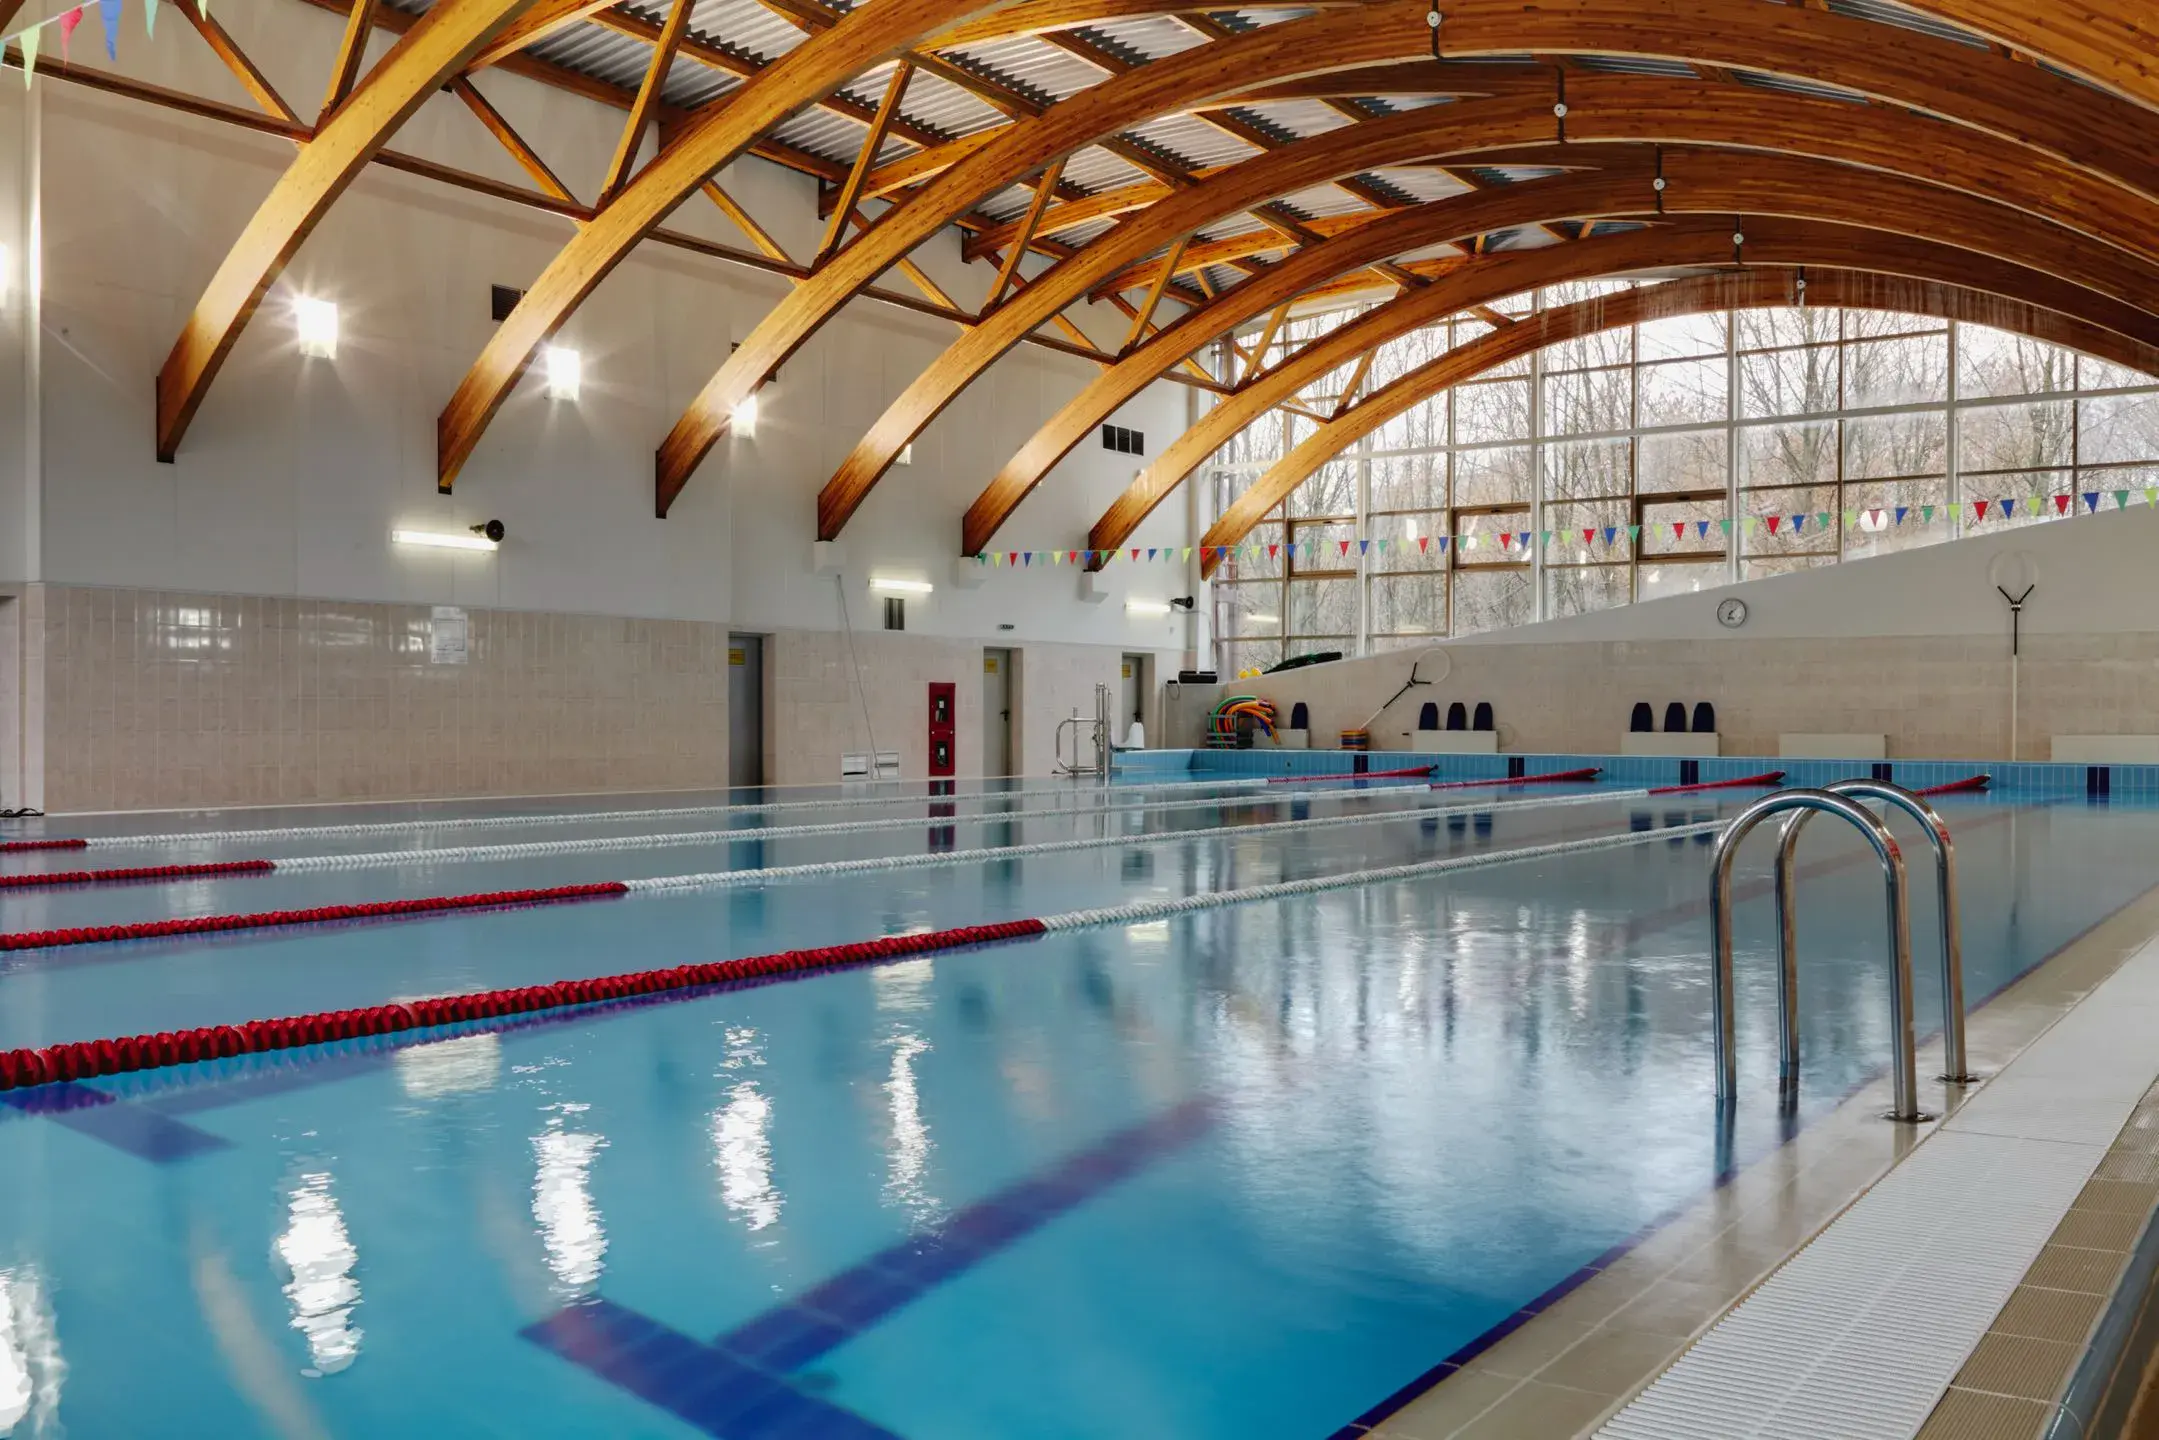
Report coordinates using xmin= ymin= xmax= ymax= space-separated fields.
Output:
xmin=727 ymin=634 xmax=765 ymax=792
xmin=1120 ymin=653 xmax=1147 ymax=745
xmin=983 ymin=647 xmax=1013 ymax=777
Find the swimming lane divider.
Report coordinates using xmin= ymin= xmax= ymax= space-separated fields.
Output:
xmin=2 ymin=772 xmax=1291 ymax=851
xmin=1648 ymin=771 xmax=1786 ymax=796
xmin=0 ymin=788 xmax=1666 ymax=952
xmin=0 ymin=819 xmax=1725 ymax=1094
xmin=0 ymin=778 xmax=1456 ymax=890
xmin=1430 ymin=767 xmax=1601 ymax=791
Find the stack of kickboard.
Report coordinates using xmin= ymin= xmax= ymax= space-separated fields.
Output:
xmin=1339 ymin=729 xmax=1370 ymax=751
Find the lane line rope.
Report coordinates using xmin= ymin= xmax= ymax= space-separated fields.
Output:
xmin=0 ymin=818 xmax=1726 ymax=1091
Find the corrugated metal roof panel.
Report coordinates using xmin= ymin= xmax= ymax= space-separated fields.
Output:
xmin=940 ymin=37 xmax=1106 ymax=104
xmin=1734 ymin=70 xmax=1868 ymax=103
xmin=1121 ymin=114 xmax=1262 ymax=170
xmin=1081 ymin=15 xmax=1211 ymax=61
xmin=1827 ymin=0 xmax=1990 ymax=48
xmin=1229 ymin=100 xmax=1355 ymax=139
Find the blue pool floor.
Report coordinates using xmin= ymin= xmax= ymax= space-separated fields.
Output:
xmin=1 ymin=782 xmax=2155 ymax=1438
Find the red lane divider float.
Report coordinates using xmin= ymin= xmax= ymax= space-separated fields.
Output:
xmin=0 ymin=882 xmax=631 ymax=952
xmin=1647 ymin=771 xmax=1786 ymax=796
xmin=0 ymin=838 xmax=88 ymax=854
xmin=1431 ymin=767 xmax=1601 ymax=792
xmin=1266 ymin=765 xmax=1435 ymax=784
xmin=0 ymin=917 xmax=1048 ymax=1092
xmin=1915 ymin=774 xmax=1991 ymax=797
xmin=0 ymin=860 xmax=275 ymax=891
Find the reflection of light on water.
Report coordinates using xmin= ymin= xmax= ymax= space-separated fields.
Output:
xmin=0 ymin=1267 xmax=62 ymax=1438
xmin=882 ymin=1033 xmax=938 ymax=1218
xmin=392 ymin=1031 xmax=501 ymax=1098
xmin=532 ymin=1111 xmax=607 ymax=1298
xmin=275 ymin=1174 xmax=362 ymax=1377
xmin=713 ymin=1027 xmax=781 ymax=1232
xmin=1126 ymin=920 xmax=1169 ymax=944
xmin=872 ymin=958 xmax=935 ymax=1012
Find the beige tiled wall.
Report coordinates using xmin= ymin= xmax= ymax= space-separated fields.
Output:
xmin=35 ymin=584 xmax=727 ymax=811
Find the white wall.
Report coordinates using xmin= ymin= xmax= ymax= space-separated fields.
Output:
xmin=1199 ymin=504 xmax=2159 ymax=761
xmin=8 ymin=0 xmax=1197 ymax=657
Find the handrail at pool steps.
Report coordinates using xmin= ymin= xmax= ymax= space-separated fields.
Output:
xmin=1709 ymin=786 xmax=1933 ymax=1123
xmin=1778 ymin=780 xmax=1975 ymax=1086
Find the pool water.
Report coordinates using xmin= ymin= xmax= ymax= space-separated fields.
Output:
xmin=0 ymin=780 xmax=2153 ymax=1439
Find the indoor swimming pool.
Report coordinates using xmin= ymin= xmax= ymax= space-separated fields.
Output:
xmin=1 ymin=769 xmax=2155 ymax=1438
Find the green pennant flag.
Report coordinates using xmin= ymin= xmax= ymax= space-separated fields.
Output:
xmin=2146 ymin=488 xmax=2157 ymax=507
xmin=1921 ymin=505 xmax=1935 ymax=524
xmin=1817 ymin=512 xmax=1831 ymax=531
xmin=1843 ymin=510 xmax=1858 ymax=528
xmin=1626 ymin=524 xmax=1640 ymax=542
xmin=2115 ymin=490 xmax=2130 ymax=512
xmin=19 ymin=24 xmax=37 ymax=83
xmin=143 ymin=0 xmax=155 ymax=36
xmin=1541 ymin=529 xmax=1554 ymax=546
xmin=1180 ymin=547 xmax=1191 ymax=562
xmin=1719 ymin=518 xmax=1732 ymax=535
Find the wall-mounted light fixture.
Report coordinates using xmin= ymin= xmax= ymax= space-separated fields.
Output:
xmin=543 ymin=345 xmax=581 ymax=401
xmin=393 ymin=527 xmax=498 ymax=552
xmin=1126 ymin=599 xmax=1171 ymax=617
xmin=868 ymin=576 xmax=932 ymax=595
xmin=731 ymin=393 xmax=760 ymax=438
xmin=293 ymin=296 xmax=339 ymax=359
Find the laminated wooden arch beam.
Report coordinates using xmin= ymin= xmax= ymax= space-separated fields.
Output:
xmin=809 ymin=85 xmax=2159 ymax=545
xmin=153 ymin=0 xmax=543 ymax=462
xmin=1426 ymin=0 xmax=2159 ymax=204
xmin=433 ymin=0 xmax=1111 ymax=494
xmin=653 ymin=0 xmax=2159 ymax=521
xmin=644 ymin=0 xmax=1438 ymax=515
xmin=1894 ymin=0 xmax=2159 ymax=113
xmin=432 ymin=0 xmax=1369 ymax=495
xmin=1099 ymin=215 xmax=2158 ymax=564
xmin=1196 ymin=266 xmax=2159 ymax=576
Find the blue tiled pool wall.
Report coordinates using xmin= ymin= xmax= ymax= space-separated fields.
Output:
xmin=1116 ymin=747 xmax=2159 ymax=797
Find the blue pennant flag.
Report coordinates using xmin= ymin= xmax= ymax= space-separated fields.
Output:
xmin=100 ymin=0 xmax=122 ymax=57
xmin=1359 ymin=540 xmax=1370 ymax=556
xmin=2085 ymin=492 xmax=2101 ymax=513
xmin=1602 ymin=526 xmax=1617 ymax=545
xmin=1895 ymin=506 xmax=1909 ymax=526
xmin=1696 ymin=520 xmax=1710 ymax=539
xmin=2002 ymin=498 xmax=2018 ymax=517
xmin=1791 ymin=514 xmax=1806 ymax=533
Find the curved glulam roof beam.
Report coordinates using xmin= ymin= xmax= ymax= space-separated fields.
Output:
xmin=1427 ymin=0 xmax=2159 ymax=203
xmin=1196 ymin=267 xmax=2159 ymax=578
xmin=647 ymin=0 xmax=1439 ymax=513
xmin=1894 ymin=1 xmax=2159 ymax=113
xmin=1110 ymin=218 xmax=2153 ymax=567
xmin=154 ymin=0 xmax=543 ymax=460
xmin=434 ymin=0 xmax=1252 ymax=492
xmin=817 ymin=84 xmax=2159 ymax=543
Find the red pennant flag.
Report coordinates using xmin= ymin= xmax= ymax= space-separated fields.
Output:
xmin=59 ymin=6 xmax=83 ymax=55
xmin=1975 ymin=500 xmax=1990 ymax=519
xmin=1582 ymin=528 xmax=1595 ymax=545
xmin=1672 ymin=522 xmax=1685 ymax=539
xmin=1338 ymin=540 xmax=1351 ymax=557
xmin=1499 ymin=532 xmax=1513 ymax=550
xmin=1067 ymin=551 xmax=1078 ymax=565
xmin=1417 ymin=536 xmax=1430 ymax=554
xmin=1007 ymin=553 xmax=1018 ymax=566
xmin=1766 ymin=516 xmax=1782 ymax=534
xmin=2054 ymin=494 xmax=2071 ymax=514
xmin=1130 ymin=549 xmax=1140 ymax=562
xmin=1268 ymin=544 xmax=1279 ymax=559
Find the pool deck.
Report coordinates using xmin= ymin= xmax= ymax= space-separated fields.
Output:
xmin=1356 ymin=882 xmax=2159 ymax=1440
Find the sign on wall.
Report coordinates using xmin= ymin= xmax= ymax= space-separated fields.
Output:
xmin=430 ymin=606 xmax=469 ymax=665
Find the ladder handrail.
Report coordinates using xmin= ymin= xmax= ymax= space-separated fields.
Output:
xmin=1776 ymin=780 xmax=1972 ymax=1088
xmin=1709 ymin=789 xmax=1923 ymax=1121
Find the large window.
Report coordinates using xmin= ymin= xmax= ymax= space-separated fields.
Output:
xmin=1211 ymin=287 xmax=2159 ymax=671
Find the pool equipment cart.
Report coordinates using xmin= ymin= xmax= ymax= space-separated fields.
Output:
xmin=1708 ymin=789 xmax=1926 ymax=1123
xmin=1776 ymin=780 xmax=1973 ymax=1087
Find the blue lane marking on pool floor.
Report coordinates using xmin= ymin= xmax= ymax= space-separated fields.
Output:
xmin=0 ymin=1080 xmax=229 ymax=1161
xmin=526 ymin=1099 xmax=1217 ymax=1438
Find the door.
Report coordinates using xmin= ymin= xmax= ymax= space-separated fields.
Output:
xmin=1120 ymin=654 xmax=1145 ymax=744
xmin=727 ymin=634 xmax=764 ymax=792
xmin=983 ymin=648 xmax=1012 ymax=777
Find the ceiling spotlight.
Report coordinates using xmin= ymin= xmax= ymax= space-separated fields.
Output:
xmin=471 ymin=519 xmax=506 ymax=543
xmin=294 ymin=296 xmax=338 ymax=360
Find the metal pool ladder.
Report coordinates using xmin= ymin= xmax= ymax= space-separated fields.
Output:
xmin=1708 ymin=782 xmax=1971 ymax=1123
